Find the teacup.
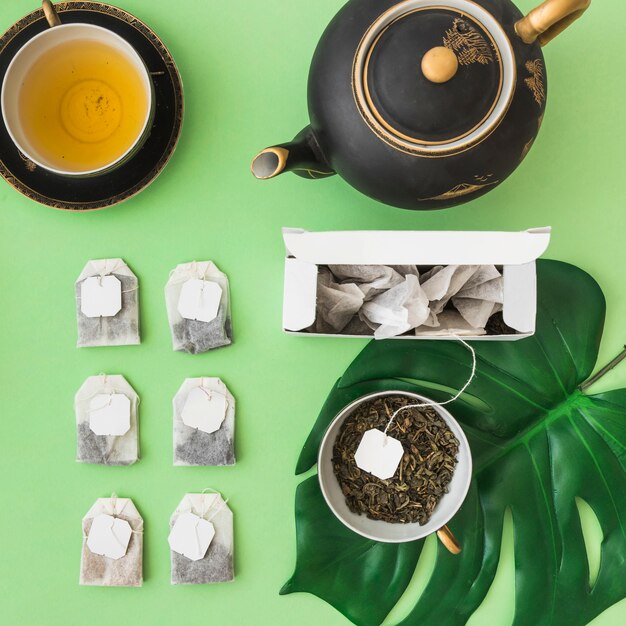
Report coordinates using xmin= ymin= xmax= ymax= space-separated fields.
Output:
xmin=1 ymin=1 xmax=154 ymax=177
xmin=318 ymin=390 xmax=472 ymax=551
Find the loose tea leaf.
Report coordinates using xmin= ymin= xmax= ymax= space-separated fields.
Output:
xmin=484 ymin=310 xmax=516 ymax=335
xmin=332 ymin=395 xmax=459 ymax=524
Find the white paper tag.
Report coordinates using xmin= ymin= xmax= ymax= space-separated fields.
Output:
xmin=354 ymin=429 xmax=404 ymax=480
xmin=168 ymin=512 xmax=215 ymax=561
xmin=177 ymin=279 xmax=222 ymax=323
xmin=89 ymin=394 xmax=131 ymax=436
xmin=181 ymin=387 xmax=228 ymax=434
xmin=86 ymin=514 xmax=132 ymax=560
xmin=81 ymin=276 xmax=122 ymax=318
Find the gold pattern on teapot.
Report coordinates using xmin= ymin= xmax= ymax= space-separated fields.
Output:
xmin=525 ymin=59 xmax=545 ymax=106
xmin=443 ymin=18 xmax=494 ymax=66
xmin=521 ymin=137 xmax=535 ymax=160
xmin=419 ymin=174 xmax=499 ymax=201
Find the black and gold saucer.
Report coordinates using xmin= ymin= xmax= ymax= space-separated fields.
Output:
xmin=0 ymin=2 xmax=183 ymax=210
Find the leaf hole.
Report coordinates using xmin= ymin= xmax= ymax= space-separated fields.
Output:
xmin=382 ymin=535 xmax=437 ymax=625
xmin=467 ymin=508 xmax=515 ymax=626
xmin=575 ymin=497 xmax=603 ymax=588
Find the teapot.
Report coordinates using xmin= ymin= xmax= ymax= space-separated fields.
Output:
xmin=251 ymin=0 xmax=591 ymax=210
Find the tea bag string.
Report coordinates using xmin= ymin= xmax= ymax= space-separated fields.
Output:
xmin=107 ymin=493 xmax=129 ymax=518
xmin=169 ymin=261 xmax=212 ymax=282
xmin=109 ymin=495 xmax=143 ymax=534
xmin=75 ymin=260 xmax=137 ymax=294
xmin=383 ymin=336 xmax=477 ymax=435
xmin=83 ymin=495 xmax=143 ymax=539
xmin=98 ymin=259 xmax=139 ymax=293
xmin=96 ymin=259 xmax=123 ymax=283
xmin=197 ymin=378 xmax=217 ymax=401
xmin=193 ymin=261 xmax=212 ymax=281
xmin=82 ymin=374 xmax=119 ymax=411
xmin=198 ymin=488 xmax=230 ymax=521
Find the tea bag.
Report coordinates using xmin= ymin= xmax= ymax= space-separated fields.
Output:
xmin=165 ymin=261 xmax=232 ymax=354
xmin=419 ymin=265 xmax=503 ymax=329
xmin=310 ymin=264 xmax=508 ymax=337
xmin=168 ymin=492 xmax=234 ymax=585
xmin=173 ymin=378 xmax=235 ymax=466
xmin=389 ymin=265 xmax=420 ymax=278
xmin=329 ymin=264 xmax=403 ymax=299
xmin=420 ymin=264 xmax=480 ymax=314
xmin=80 ymin=496 xmax=143 ymax=587
xmin=451 ymin=268 xmax=504 ymax=328
xmin=76 ymin=259 xmax=140 ymax=348
xmin=415 ymin=310 xmax=487 ymax=336
xmin=361 ymin=274 xmax=431 ymax=339
xmin=313 ymin=268 xmax=365 ymax=333
xmin=75 ymin=374 xmax=139 ymax=466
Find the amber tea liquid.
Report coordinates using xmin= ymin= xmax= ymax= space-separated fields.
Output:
xmin=18 ymin=38 xmax=149 ymax=172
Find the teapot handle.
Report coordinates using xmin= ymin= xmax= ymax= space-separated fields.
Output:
xmin=42 ymin=0 xmax=61 ymax=27
xmin=515 ymin=0 xmax=591 ymax=46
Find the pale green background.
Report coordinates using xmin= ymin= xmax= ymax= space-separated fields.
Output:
xmin=0 ymin=1 xmax=624 ymax=624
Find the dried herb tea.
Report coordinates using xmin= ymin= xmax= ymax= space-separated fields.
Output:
xmin=485 ymin=310 xmax=516 ymax=335
xmin=332 ymin=395 xmax=459 ymax=524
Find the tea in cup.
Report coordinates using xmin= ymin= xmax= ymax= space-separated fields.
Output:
xmin=1 ymin=3 xmax=154 ymax=176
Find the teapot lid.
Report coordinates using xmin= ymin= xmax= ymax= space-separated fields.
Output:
xmin=353 ymin=0 xmax=516 ymax=156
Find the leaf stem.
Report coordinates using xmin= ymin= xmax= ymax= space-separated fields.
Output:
xmin=580 ymin=345 xmax=626 ymax=391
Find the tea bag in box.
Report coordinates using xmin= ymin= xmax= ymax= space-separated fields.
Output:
xmin=165 ymin=261 xmax=232 ymax=354
xmin=312 ymin=268 xmax=364 ymax=333
xmin=361 ymin=274 xmax=431 ymax=339
xmin=451 ymin=265 xmax=503 ymax=328
xmin=75 ymin=374 xmax=139 ymax=465
xmin=76 ymin=259 xmax=140 ymax=347
xmin=173 ymin=377 xmax=235 ymax=466
xmin=328 ymin=264 xmax=404 ymax=299
xmin=80 ymin=496 xmax=143 ymax=587
xmin=168 ymin=492 xmax=234 ymax=584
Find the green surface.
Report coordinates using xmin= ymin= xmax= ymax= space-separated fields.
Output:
xmin=0 ymin=1 xmax=624 ymax=625
xmin=288 ymin=260 xmax=626 ymax=626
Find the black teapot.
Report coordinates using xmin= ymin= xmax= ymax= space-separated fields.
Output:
xmin=251 ymin=0 xmax=590 ymax=209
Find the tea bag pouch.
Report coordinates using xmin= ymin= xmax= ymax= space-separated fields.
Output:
xmin=80 ymin=496 xmax=143 ymax=587
xmin=173 ymin=378 xmax=235 ymax=466
xmin=76 ymin=259 xmax=140 ymax=347
xmin=75 ymin=375 xmax=139 ymax=465
xmin=316 ymin=264 xmax=504 ymax=338
xmin=168 ymin=492 xmax=234 ymax=584
xmin=165 ymin=261 xmax=232 ymax=354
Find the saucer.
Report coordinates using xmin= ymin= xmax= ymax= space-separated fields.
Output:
xmin=0 ymin=2 xmax=183 ymax=210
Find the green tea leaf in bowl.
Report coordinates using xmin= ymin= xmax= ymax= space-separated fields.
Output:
xmin=332 ymin=395 xmax=459 ymax=525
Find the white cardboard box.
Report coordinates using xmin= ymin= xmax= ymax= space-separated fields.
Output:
xmin=282 ymin=227 xmax=552 ymax=341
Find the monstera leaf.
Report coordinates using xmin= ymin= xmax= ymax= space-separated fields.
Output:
xmin=282 ymin=260 xmax=626 ymax=626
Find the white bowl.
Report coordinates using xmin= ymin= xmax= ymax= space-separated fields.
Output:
xmin=318 ymin=390 xmax=472 ymax=543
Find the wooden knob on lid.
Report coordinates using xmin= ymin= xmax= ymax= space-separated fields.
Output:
xmin=421 ymin=46 xmax=458 ymax=84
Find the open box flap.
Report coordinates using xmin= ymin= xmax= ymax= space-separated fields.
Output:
xmin=283 ymin=227 xmax=551 ymax=265
xmin=284 ymin=258 xmax=318 ymax=331
xmin=502 ymin=262 xmax=536 ymax=333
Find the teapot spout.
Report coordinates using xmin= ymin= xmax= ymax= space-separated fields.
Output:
xmin=251 ymin=127 xmax=335 ymax=180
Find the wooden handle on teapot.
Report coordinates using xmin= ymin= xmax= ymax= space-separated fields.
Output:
xmin=42 ymin=0 xmax=62 ymax=27
xmin=515 ymin=0 xmax=591 ymax=46
xmin=436 ymin=525 xmax=462 ymax=554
